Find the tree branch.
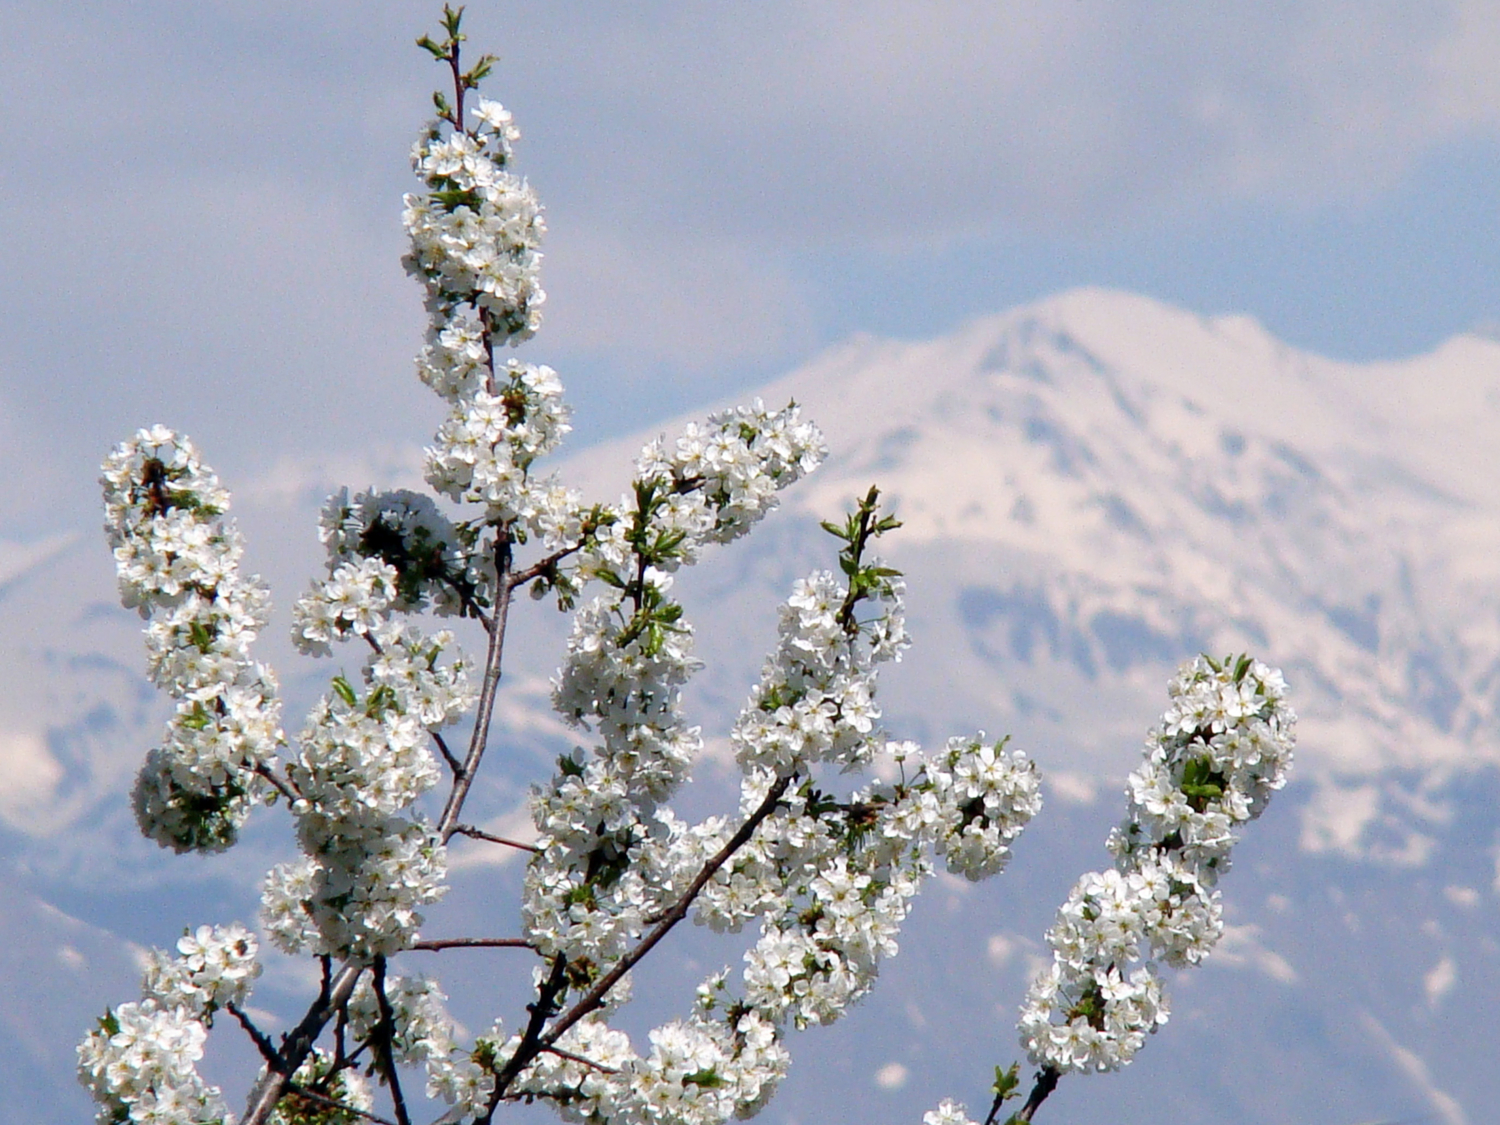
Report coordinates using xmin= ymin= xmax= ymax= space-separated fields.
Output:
xmin=476 ymin=772 xmax=794 ymax=1117
xmin=507 ymin=538 xmax=588 ymax=590
xmin=437 ymin=531 xmax=514 ymax=841
xmin=371 ymin=957 xmax=413 ymax=1125
xmin=456 ymin=586 xmax=494 ymax=633
xmin=241 ymin=963 xmax=365 ymax=1125
xmin=226 ymin=1002 xmax=278 ymax=1065
xmin=986 ymin=1067 xmax=1059 ymax=1125
xmin=432 ymin=730 xmax=461 ymax=775
xmin=451 ymin=823 xmax=537 ymax=853
xmin=253 ymin=761 xmax=301 ymax=805
xmin=284 ymin=1082 xmax=399 ymax=1125
xmin=539 ymin=1043 xmax=619 ymax=1074
xmin=407 ymin=937 xmax=535 ymax=952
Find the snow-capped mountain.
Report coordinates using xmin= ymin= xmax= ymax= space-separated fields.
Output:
xmin=569 ymin=288 xmax=1500 ymax=858
xmin=4 ymin=288 xmax=1498 ymax=1125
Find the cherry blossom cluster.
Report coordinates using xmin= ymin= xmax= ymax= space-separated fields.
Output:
xmin=712 ymin=736 xmax=1040 ymax=1033
xmin=416 ymin=995 xmax=789 ymax=1125
xmin=424 ymin=358 xmax=578 ymax=531
xmin=403 ymin=80 xmax=581 ymax=548
xmin=276 ymin=477 xmax=480 ymax=957
xmin=344 ymin=971 xmax=461 ymax=1085
xmin=364 ymin=972 xmax=780 ymax=1125
xmin=101 ymin=426 xmax=283 ymax=853
xmin=681 ymin=518 xmax=1037 ymax=1037
xmin=79 ymin=925 xmax=261 ymax=1125
xmin=422 ymin=928 xmax=796 ymax=1123
xmin=629 ymin=401 xmax=828 ymax=547
xmin=523 ymin=409 xmax=823 ymax=971
xmin=262 ymin=803 xmax=448 ymax=959
xmin=318 ymin=486 xmax=485 ymax=616
xmin=264 ymin=621 xmax=474 ymax=960
xmin=1018 ymin=654 xmax=1295 ymax=1074
xmin=730 ymin=567 xmax=904 ymax=776
xmin=404 ymin=95 xmax=544 ymax=340
xmin=290 ymin=556 xmax=398 ymax=656
xmin=81 ymin=14 xmax=1296 ymax=1125
xmin=142 ymin=923 xmax=263 ymax=1022
xmin=78 ymin=1002 xmax=226 ymax=1125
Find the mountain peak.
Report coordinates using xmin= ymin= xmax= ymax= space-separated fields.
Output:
xmin=561 ymin=290 xmax=1500 ymax=836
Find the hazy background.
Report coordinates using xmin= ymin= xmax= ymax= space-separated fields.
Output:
xmin=4 ymin=3 xmax=1500 ymax=1124
xmin=3 ymin=0 xmax=1500 ymax=530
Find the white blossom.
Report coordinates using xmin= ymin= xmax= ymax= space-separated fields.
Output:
xmin=922 ymin=1099 xmax=979 ymax=1125
xmin=142 ymin=924 xmax=261 ymax=1021
xmin=1018 ymin=654 xmax=1294 ymax=1074
xmin=102 ymin=426 xmax=283 ymax=853
xmin=77 ymin=1000 xmax=227 ymax=1125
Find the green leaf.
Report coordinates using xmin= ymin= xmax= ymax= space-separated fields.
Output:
xmin=188 ymin=620 xmax=215 ymax=653
xmin=365 ymin=684 xmax=397 ymax=717
xmin=179 ymin=702 xmax=211 ymax=731
xmin=331 ymin=675 xmax=357 ymax=708
xmin=1179 ymin=753 xmax=1227 ymax=811
xmin=991 ymin=1062 xmax=1021 ymax=1101
xmin=465 ymin=54 xmax=497 ymax=84
xmin=682 ymin=1067 xmax=725 ymax=1089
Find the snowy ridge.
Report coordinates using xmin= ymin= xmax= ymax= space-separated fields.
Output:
xmin=566 ymin=287 xmax=1500 ymax=860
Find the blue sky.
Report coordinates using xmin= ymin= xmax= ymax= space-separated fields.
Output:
xmin=2 ymin=0 xmax=1498 ymax=526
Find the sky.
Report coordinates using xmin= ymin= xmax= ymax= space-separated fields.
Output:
xmin=2 ymin=0 xmax=1500 ymax=543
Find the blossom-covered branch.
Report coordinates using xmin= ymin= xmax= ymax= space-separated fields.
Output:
xmin=79 ymin=10 xmax=1292 ymax=1125
xmin=923 ymin=654 xmax=1296 ymax=1125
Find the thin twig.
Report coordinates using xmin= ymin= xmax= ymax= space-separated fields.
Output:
xmin=986 ymin=1067 xmax=1059 ymax=1125
xmin=467 ymin=598 xmax=495 ymax=633
xmin=253 ymin=761 xmax=301 ymax=804
xmin=507 ymin=539 xmax=588 ymax=589
xmin=437 ymin=532 xmax=515 ymax=841
xmin=408 ymin=937 xmax=535 ymax=952
xmin=477 ymin=772 xmax=794 ymax=1122
xmin=333 ymin=1000 xmax=350 ymax=1074
xmin=284 ymin=1082 xmax=400 ymax=1125
xmin=226 ymin=1002 xmax=278 ymax=1065
xmin=241 ymin=963 xmax=364 ymax=1125
xmin=451 ymin=823 xmax=538 ymax=853
xmin=432 ymin=730 xmax=462 ymax=775
xmin=446 ymin=40 xmax=466 ymax=132
xmin=539 ymin=1044 xmax=619 ymax=1074
xmin=371 ymin=958 xmax=413 ymax=1125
